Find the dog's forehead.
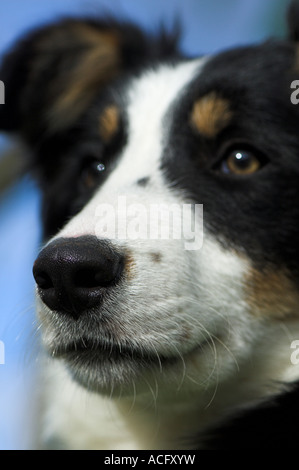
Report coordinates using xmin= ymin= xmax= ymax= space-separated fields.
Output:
xmin=125 ymin=59 xmax=204 ymax=119
xmin=125 ymin=61 xmax=203 ymax=141
xmin=96 ymin=58 xmax=205 ymax=184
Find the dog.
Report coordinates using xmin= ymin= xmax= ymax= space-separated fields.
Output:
xmin=1 ymin=1 xmax=299 ymax=450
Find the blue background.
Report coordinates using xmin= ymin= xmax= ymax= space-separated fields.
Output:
xmin=0 ymin=0 xmax=290 ymax=450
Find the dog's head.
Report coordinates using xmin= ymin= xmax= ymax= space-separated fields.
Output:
xmin=2 ymin=6 xmax=299 ymax=398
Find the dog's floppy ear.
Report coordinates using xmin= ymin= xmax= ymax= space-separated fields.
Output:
xmin=0 ymin=18 xmax=173 ymax=142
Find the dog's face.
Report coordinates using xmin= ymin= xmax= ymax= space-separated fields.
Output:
xmin=2 ymin=13 xmax=299 ymax=398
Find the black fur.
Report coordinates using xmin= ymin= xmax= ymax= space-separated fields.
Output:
xmin=162 ymin=40 xmax=299 ymax=277
xmin=200 ymin=382 xmax=299 ymax=449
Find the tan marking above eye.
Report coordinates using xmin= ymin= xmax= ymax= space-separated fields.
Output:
xmin=99 ymin=105 xmax=120 ymax=143
xmin=190 ymin=92 xmax=232 ymax=138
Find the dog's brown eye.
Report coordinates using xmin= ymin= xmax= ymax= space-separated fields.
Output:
xmin=220 ymin=150 xmax=261 ymax=175
xmin=81 ymin=161 xmax=106 ymax=189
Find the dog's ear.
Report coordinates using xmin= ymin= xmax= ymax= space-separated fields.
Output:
xmin=0 ymin=18 xmax=174 ymax=142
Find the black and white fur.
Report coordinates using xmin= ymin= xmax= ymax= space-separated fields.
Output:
xmin=1 ymin=2 xmax=299 ymax=449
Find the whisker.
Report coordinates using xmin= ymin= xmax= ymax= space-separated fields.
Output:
xmin=127 ymin=380 xmax=137 ymax=414
xmin=142 ymin=375 xmax=159 ymax=409
xmin=204 ymin=370 xmax=219 ymax=409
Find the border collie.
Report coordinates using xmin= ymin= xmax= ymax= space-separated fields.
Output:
xmin=1 ymin=2 xmax=299 ymax=450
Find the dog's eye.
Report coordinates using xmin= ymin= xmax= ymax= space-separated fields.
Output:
xmin=219 ymin=149 xmax=262 ymax=175
xmin=80 ymin=161 xmax=106 ymax=189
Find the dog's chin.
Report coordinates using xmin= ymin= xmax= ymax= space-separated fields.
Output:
xmin=47 ymin=339 xmax=179 ymax=395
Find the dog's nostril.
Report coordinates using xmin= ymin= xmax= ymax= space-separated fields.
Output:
xmin=34 ymin=271 xmax=54 ymax=290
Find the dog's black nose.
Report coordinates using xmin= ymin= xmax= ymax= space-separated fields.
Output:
xmin=33 ymin=236 xmax=123 ymax=318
